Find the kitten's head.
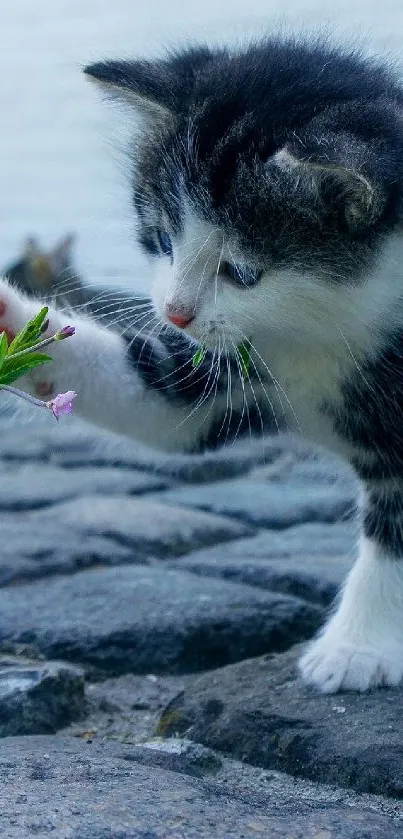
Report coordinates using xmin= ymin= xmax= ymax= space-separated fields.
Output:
xmin=85 ymin=39 xmax=403 ymax=351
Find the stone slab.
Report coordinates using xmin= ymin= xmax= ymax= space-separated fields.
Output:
xmin=0 ymin=420 xmax=331 ymax=483
xmin=156 ymin=479 xmax=357 ymax=529
xmin=34 ymin=495 xmax=253 ymax=555
xmin=0 ymin=495 xmax=251 ymax=586
xmin=159 ymin=645 xmax=403 ymax=798
xmin=0 ymin=464 xmax=168 ymax=511
xmin=0 ymin=533 xmax=136 ymax=587
xmin=0 ymin=566 xmax=320 ymax=675
xmin=0 ymin=655 xmax=85 ymax=736
xmin=0 ymin=736 xmax=400 ymax=839
xmin=170 ymin=524 xmax=355 ymax=605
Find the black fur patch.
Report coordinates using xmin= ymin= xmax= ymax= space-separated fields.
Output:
xmin=363 ymin=487 xmax=403 ymax=556
xmin=125 ymin=329 xmax=221 ymax=403
xmin=333 ymin=327 xmax=403 ymax=482
xmin=92 ymin=37 xmax=403 ymax=282
xmin=200 ymin=403 xmax=279 ymax=451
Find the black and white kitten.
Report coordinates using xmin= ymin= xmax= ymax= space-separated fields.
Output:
xmin=3 ymin=37 xmax=403 ymax=693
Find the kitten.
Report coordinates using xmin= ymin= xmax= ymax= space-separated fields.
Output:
xmin=2 ymin=36 xmax=403 ymax=693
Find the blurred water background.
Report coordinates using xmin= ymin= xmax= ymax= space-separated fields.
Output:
xmin=1 ymin=0 xmax=402 ymax=295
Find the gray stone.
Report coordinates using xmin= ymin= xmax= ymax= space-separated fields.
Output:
xmin=0 ymin=530 xmax=136 ymax=586
xmin=0 ymin=655 xmax=85 ymax=736
xmin=35 ymin=495 xmax=253 ymax=555
xmin=248 ymin=449 xmax=357 ymax=487
xmin=287 ymin=455 xmax=358 ymax=487
xmin=0 ymin=495 xmax=251 ymax=585
xmin=0 ymin=431 xmax=48 ymax=462
xmin=124 ymin=737 xmax=222 ymax=778
xmin=0 ymin=566 xmax=320 ymax=675
xmin=0 ymin=420 xmax=316 ymax=482
xmin=0 ymin=464 xmax=168 ymax=511
xmin=0 ymin=422 xmax=95 ymax=463
xmin=0 ymin=736 xmax=400 ymax=839
xmin=159 ymin=645 xmax=403 ymax=798
xmin=65 ymin=671 xmax=193 ymax=745
xmin=156 ymin=478 xmax=357 ymax=529
xmin=170 ymin=524 xmax=355 ymax=605
xmin=42 ymin=423 xmax=293 ymax=480
xmin=52 ymin=436 xmax=283 ymax=482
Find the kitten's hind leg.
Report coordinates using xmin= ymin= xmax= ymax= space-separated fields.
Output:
xmin=299 ymin=485 xmax=403 ymax=692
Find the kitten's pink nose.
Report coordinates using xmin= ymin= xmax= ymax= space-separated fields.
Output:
xmin=164 ymin=304 xmax=195 ymax=329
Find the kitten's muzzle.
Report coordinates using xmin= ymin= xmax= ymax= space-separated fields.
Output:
xmin=164 ymin=303 xmax=195 ymax=329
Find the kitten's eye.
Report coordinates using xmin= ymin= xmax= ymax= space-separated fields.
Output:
xmin=223 ymin=261 xmax=263 ymax=287
xmin=156 ymin=230 xmax=173 ymax=259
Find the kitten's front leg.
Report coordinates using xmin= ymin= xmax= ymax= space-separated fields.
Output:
xmin=0 ymin=278 xmax=226 ymax=452
xmin=299 ymin=484 xmax=403 ymax=692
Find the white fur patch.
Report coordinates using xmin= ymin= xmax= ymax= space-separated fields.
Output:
xmin=299 ymin=537 xmax=403 ymax=692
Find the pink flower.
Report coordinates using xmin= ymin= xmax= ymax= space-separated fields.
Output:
xmin=47 ymin=390 xmax=77 ymax=421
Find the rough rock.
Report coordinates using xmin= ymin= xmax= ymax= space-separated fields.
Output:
xmin=156 ymin=478 xmax=357 ymax=529
xmin=170 ymin=523 xmax=355 ymax=605
xmin=124 ymin=737 xmax=222 ymax=778
xmin=64 ymin=671 xmax=194 ymax=745
xmin=159 ymin=645 xmax=403 ymax=798
xmin=46 ymin=427 xmax=294 ymax=482
xmin=0 ymin=736 xmax=401 ymax=839
xmin=0 ymin=566 xmax=320 ymax=675
xmin=0 ymin=655 xmax=85 ymax=736
xmin=0 ymin=495 xmax=252 ymax=586
xmin=0 ymin=421 xmax=291 ymax=482
xmin=0 ymin=533 xmax=136 ymax=587
xmin=0 ymin=464 xmax=168 ymax=510
xmin=27 ymin=495 xmax=252 ymax=554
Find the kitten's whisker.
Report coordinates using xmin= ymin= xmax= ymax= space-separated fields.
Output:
xmin=237 ymin=349 xmax=266 ymax=438
xmin=337 ymin=327 xmax=375 ymax=393
xmin=214 ymin=237 xmax=225 ymax=313
xmin=124 ymin=314 xmax=161 ymax=353
xmin=229 ymin=337 xmax=251 ymax=446
xmin=98 ymin=303 xmax=154 ymax=331
xmin=238 ymin=329 xmax=302 ymax=434
xmin=217 ymin=337 xmax=234 ymax=442
xmin=244 ymin=348 xmax=280 ymax=434
xmin=175 ymin=340 xmax=221 ymax=429
xmin=193 ymin=336 xmax=223 ymax=427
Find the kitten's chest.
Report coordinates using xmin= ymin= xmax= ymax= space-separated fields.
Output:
xmin=261 ymin=348 xmax=352 ymax=455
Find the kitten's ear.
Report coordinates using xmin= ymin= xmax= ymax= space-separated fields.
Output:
xmin=84 ymin=48 xmax=212 ymax=122
xmin=84 ymin=60 xmax=173 ymax=121
xmin=274 ymin=140 xmax=385 ymax=232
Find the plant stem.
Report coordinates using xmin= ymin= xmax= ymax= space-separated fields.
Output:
xmin=0 ymin=384 xmax=48 ymax=408
xmin=8 ymin=334 xmax=58 ymax=360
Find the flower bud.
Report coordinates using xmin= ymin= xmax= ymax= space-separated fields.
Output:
xmin=54 ymin=325 xmax=76 ymax=341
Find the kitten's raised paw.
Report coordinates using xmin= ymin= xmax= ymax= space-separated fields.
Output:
xmin=299 ymin=633 xmax=403 ymax=693
xmin=0 ymin=278 xmax=35 ymax=341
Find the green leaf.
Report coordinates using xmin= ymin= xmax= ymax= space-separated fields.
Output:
xmin=0 ymin=353 xmax=52 ymax=386
xmin=0 ymin=332 xmax=8 ymax=372
xmin=7 ymin=307 xmax=49 ymax=355
xmin=237 ymin=340 xmax=251 ymax=379
xmin=192 ymin=346 xmax=207 ymax=367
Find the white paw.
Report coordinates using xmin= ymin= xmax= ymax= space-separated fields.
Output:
xmin=299 ymin=632 xmax=403 ymax=693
